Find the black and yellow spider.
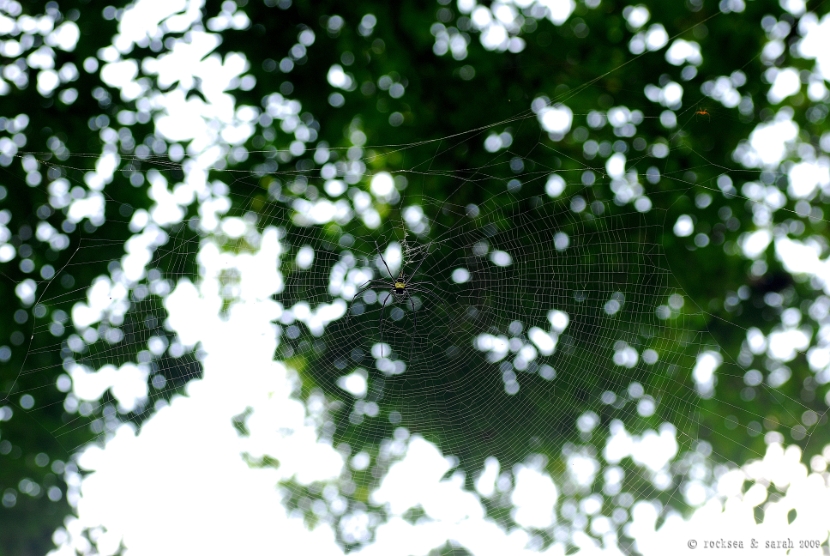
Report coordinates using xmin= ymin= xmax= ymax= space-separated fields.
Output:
xmin=351 ymin=241 xmax=432 ymax=357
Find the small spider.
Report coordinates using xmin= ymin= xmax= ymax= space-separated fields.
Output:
xmin=694 ymin=108 xmax=711 ymax=121
xmin=351 ymin=241 xmax=433 ymax=357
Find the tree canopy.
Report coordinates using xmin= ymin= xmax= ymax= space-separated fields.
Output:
xmin=1 ymin=0 xmax=829 ymax=554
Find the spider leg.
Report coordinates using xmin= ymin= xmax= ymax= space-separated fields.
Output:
xmin=404 ymin=286 xmax=448 ymax=324
xmin=408 ymin=292 xmax=417 ymax=358
xmin=375 ymin=241 xmax=395 ymax=279
xmin=404 ymin=287 xmax=443 ymax=313
xmin=348 ymin=279 xmax=391 ymax=323
xmin=378 ymin=289 xmax=391 ymax=358
xmin=405 ymin=286 xmax=440 ymax=298
xmin=352 ymin=279 xmax=390 ymax=302
xmin=406 ymin=282 xmax=439 ymax=293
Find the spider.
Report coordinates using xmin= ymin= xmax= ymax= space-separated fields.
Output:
xmin=351 ymin=241 xmax=433 ymax=357
xmin=694 ymin=108 xmax=711 ymax=121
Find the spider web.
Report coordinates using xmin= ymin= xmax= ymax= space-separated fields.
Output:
xmin=6 ymin=136 xmax=817 ymax=511
xmin=2 ymin=6 xmax=829 ymax=552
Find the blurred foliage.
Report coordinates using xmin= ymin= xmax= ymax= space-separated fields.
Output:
xmin=0 ymin=1 xmax=195 ymax=553
xmin=0 ymin=0 xmax=829 ymax=554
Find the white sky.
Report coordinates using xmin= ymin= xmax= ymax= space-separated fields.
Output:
xmin=16 ymin=0 xmax=830 ymax=553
